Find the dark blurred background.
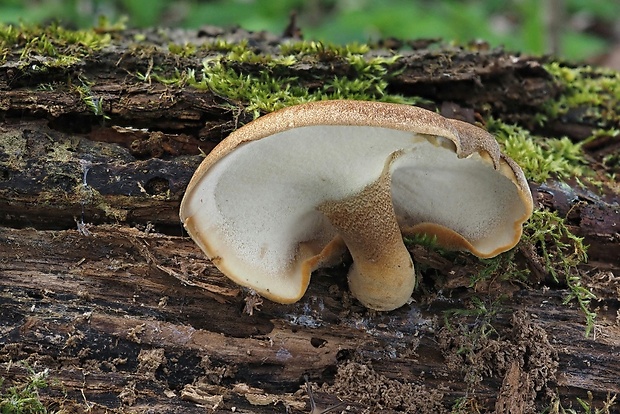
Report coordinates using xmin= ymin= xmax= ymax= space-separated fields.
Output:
xmin=1 ymin=0 xmax=619 ymax=66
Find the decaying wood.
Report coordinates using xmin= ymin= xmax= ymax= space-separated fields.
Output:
xmin=1 ymin=26 xmax=619 ymax=413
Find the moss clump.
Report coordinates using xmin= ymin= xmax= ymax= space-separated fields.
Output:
xmin=202 ymin=38 xmax=245 ymax=53
xmin=72 ymin=77 xmax=110 ymax=120
xmin=474 ymin=249 xmax=525 ymax=286
xmin=544 ymin=62 xmax=620 ymax=128
xmin=0 ymin=22 xmax=111 ymax=66
xmin=201 ymin=39 xmax=370 ymax=64
xmin=486 ymin=118 xmax=589 ymax=183
xmin=469 ymin=209 xmax=593 ymax=334
xmin=0 ymin=365 xmax=53 ymax=414
xmin=168 ymin=42 xmax=197 ymax=58
xmin=522 ymin=209 xmax=594 ymax=335
xmin=550 ymin=391 xmax=618 ymax=414
xmin=207 ymin=41 xmax=298 ymax=67
xmin=143 ymin=37 xmax=422 ymax=118
xmin=404 ymin=233 xmax=440 ymax=250
xmin=189 ymin=60 xmax=406 ymax=118
xmin=190 ymin=61 xmax=312 ymax=117
xmin=429 ymin=208 xmax=593 ymax=335
xmin=279 ymin=39 xmax=371 ymax=57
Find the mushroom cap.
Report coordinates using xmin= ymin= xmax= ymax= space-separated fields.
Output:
xmin=180 ymin=100 xmax=533 ymax=304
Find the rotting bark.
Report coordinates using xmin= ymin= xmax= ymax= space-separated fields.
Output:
xmin=1 ymin=25 xmax=619 ymax=413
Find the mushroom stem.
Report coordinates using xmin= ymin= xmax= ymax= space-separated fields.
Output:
xmin=318 ymin=152 xmax=414 ymax=311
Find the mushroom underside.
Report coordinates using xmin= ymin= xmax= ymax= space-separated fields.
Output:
xmin=180 ymin=125 xmax=529 ymax=309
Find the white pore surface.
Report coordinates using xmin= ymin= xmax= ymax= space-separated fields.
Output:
xmin=183 ymin=125 xmax=524 ymax=299
xmin=391 ymin=151 xmax=526 ymax=255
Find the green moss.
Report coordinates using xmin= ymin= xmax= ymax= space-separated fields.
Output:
xmin=486 ymin=118 xmax=589 ymax=183
xmin=550 ymin=391 xmax=618 ymax=414
xmin=201 ymin=39 xmax=370 ymax=63
xmin=94 ymin=15 xmax=128 ymax=33
xmin=466 ymin=209 xmax=593 ymax=334
xmin=203 ymin=38 xmax=250 ymax=53
xmin=486 ymin=116 xmax=615 ymax=194
xmin=220 ymin=47 xmax=297 ymax=67
xmin=145 ymin=37 xmax=422 ymax=118
xmin=404 ymin=233 xmax=440 ymax=249
xmin=522 ymin=209 xmax=594 ymax=335
xmin=279 ymin=39 xmax=371 ymax=57
xmin=442 ymin=296 xmax=503 ymax=391
xmin=71 ymin=182 xmax=130 ymax=222
xmin=73 ymin=78 xmax=110 ymax=120
xmin=149 ymin=68 xmax=191 ymax=86
xmin=0 ymin=365 xmax=53 ymax=414
xmin=544 ymin=62 xmax=620 ymax=127
xmin=0 ymin=22 xmax=110 ymax=66
xmin=591 ymin=128 xmax=620 ymax=171
xmin=168 ymin=42 xmax=196 ymax=57
xmin=189 ymin=62 xmax=310 ymax=117
xmin=194 ymin=46 xmax=416 ymax=117
xmin=451 ymin=396 xmax=485 ymax=414
xmin=427 ymin=208 xmax=593 ymax=335
xmin=474 ymin=249 xmax=527 ymax=285
xmin=444 ymin=296 xmax=501 ymax=328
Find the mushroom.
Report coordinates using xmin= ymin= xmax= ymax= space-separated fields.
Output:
xmin=180 ymin=100 xmax=533 ymax=311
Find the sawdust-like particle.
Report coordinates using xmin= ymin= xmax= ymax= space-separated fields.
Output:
xmin=323 ymin=361 xmax=447 ymax=413
xmin=136 ymin=348 xmax=166 ymax=379
xmin=438 ymin=309 xmax=558 ymax=413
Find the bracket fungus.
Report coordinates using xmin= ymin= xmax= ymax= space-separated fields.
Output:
xmin=180 ymin=100 xmax=533 ymax=311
